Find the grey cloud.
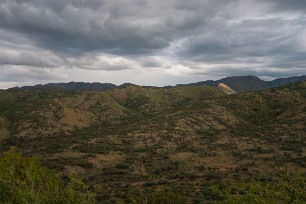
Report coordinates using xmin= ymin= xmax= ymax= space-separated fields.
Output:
xmin=0 ymin=50 xmax=64 ymax=68
xmin=67 ymin=53 xmax=138 ymax=71
xmin=0 ymin=0 xmax=237 ymax=55
xmin=192 ymin=65 xmax=306 ymax=79
xmin=0 ymin=0 xmax=305 ymax=86
xmin=0 ymin=0 xmax=172 ymax=54
xmin=0 ymin=65 xmax=66 ymax=82
xmin=258 ymin=0 xmax=306 ymax=13
xmin=137 ymin=56 xmax=166 ymax=68
xmin=174 ymin=15 xmax=306 ymax=75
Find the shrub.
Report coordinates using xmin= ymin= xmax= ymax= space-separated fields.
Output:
xmin=128 ymin=190 xmax=186 ymax=204
xmin=224 ymin=166 xmax=306 ymax=203
xmin=0 ymin=148 xmax=95 ymax=204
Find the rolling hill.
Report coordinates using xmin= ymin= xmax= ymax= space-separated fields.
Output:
xmin=0 ymin=81 xmax=305 ymax=203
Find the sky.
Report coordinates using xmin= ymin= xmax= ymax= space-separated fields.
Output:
xmin=0 ymin=0 xmax=306 ymax=88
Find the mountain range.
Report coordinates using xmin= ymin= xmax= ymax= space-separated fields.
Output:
xmin=8 ymin=75 xmax=306 ymax=93
xmin=177 ymin=75 xmax=306 ymax=92
xmin=0 ymin=78 xmax=305 ymax=202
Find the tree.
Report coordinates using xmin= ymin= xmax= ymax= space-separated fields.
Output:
xmin=0 ymin=148 xmax=95 ymax=204
xmin=224 ymin=166 xmax=306 ymax=203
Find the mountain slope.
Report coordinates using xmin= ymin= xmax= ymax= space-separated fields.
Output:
xmin=0 ymin=82 xmax=305 ymax=203
xmin=178 ymin=75 xmax=306 ymax=92
xmin=13 ymin=82 xmax=117 ymax=91
xmin=269 ymin=75 xmax=306 ymax=87
xmin=6 ymin=75 xmax=306 ymax=93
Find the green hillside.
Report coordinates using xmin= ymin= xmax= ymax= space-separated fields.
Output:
xmin=0 ymin=82 xmax=305 ymax=203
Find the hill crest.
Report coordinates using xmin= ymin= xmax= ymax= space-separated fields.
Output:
xmin=5 ymin=75 xmax=306 ymax=93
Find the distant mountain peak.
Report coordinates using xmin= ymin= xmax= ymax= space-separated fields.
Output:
xmin=6 ymin=75 xmax=306 ymax=93
xmin=177 ymin=75 xmax=306 ymax=93
xmin=118 ymin=83 xmax=135 ymax=88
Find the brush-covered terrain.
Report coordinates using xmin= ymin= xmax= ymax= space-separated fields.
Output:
xmin=0 ymin=82 xmax=305 ymax=203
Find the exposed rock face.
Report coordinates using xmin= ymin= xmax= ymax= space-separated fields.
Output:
xmin=218 ymin=83 xmax=230 ymax=89
xmin=217 ymin=83 xmax=236 ymax=94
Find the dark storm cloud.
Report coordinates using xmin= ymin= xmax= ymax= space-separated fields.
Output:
xmin=0 ymin=0 xmax=171 ymax=54
xmin=0 ymin=0 xmax=237 ymax=54
xmin=177 ymin=16 xmax=306 ymax=59
xmin=0 ymin=0 xmax=305 ymax=87
xmin=259 ymin=0 xmax=306 ymax=12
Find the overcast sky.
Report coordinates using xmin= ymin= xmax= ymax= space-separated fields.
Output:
xmin=0 ymin=0 xmax=305 ymax=88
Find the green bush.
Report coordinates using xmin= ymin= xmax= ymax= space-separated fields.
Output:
xmin=224 ymin=166 xmax=306 ymax=203
xmin=127 ymin=190 xmax=186 ymax=204
xmin=0 ymin=148 xmax=95 ymax=204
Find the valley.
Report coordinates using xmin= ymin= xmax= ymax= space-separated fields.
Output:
xmin=0 ymin=81 xmax=305 ymax=203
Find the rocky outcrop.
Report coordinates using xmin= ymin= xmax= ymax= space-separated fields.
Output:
xmin=217 ymin=83 xmax=236 ymax=94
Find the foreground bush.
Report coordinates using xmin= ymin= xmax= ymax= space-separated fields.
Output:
xmin=225 ymin=166 xmax=306 ymax=204
xmin=128 ymin=190 xmax=186 ymax=204
xmin=0 ymin=149 xmax=95 ymax=204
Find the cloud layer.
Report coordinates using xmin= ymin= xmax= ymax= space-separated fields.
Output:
xmin=0 ymin=0 xmax=305 ymax=88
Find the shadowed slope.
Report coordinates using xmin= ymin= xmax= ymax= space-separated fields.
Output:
xmin=0 ymin=82 xmax=305 ymax=203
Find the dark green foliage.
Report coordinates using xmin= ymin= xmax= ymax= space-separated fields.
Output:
xmin=224 ymin=166 xmax=306 ymax=203
xmin=0 ymin=149 xmax=95 ymax=204
xmin=127 ymin=190 xmax=187 ymax=204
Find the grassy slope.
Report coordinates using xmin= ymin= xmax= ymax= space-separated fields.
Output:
xmin=0 ymin=82 xmax=305 ymax=202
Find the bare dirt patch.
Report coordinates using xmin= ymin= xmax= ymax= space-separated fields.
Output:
xmin=89 ymin=152 xmax=124 ymax=169
xmin=60 ymin=108 xmax=92 ymax=128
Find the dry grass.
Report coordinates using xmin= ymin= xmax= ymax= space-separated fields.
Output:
xmin=60 ymin=108 xmax=92 ymax=128
xmin=0 ymin=117 xmax=9 ymax=141
xmin=89 ymin=152 xmax=124 ymax=168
